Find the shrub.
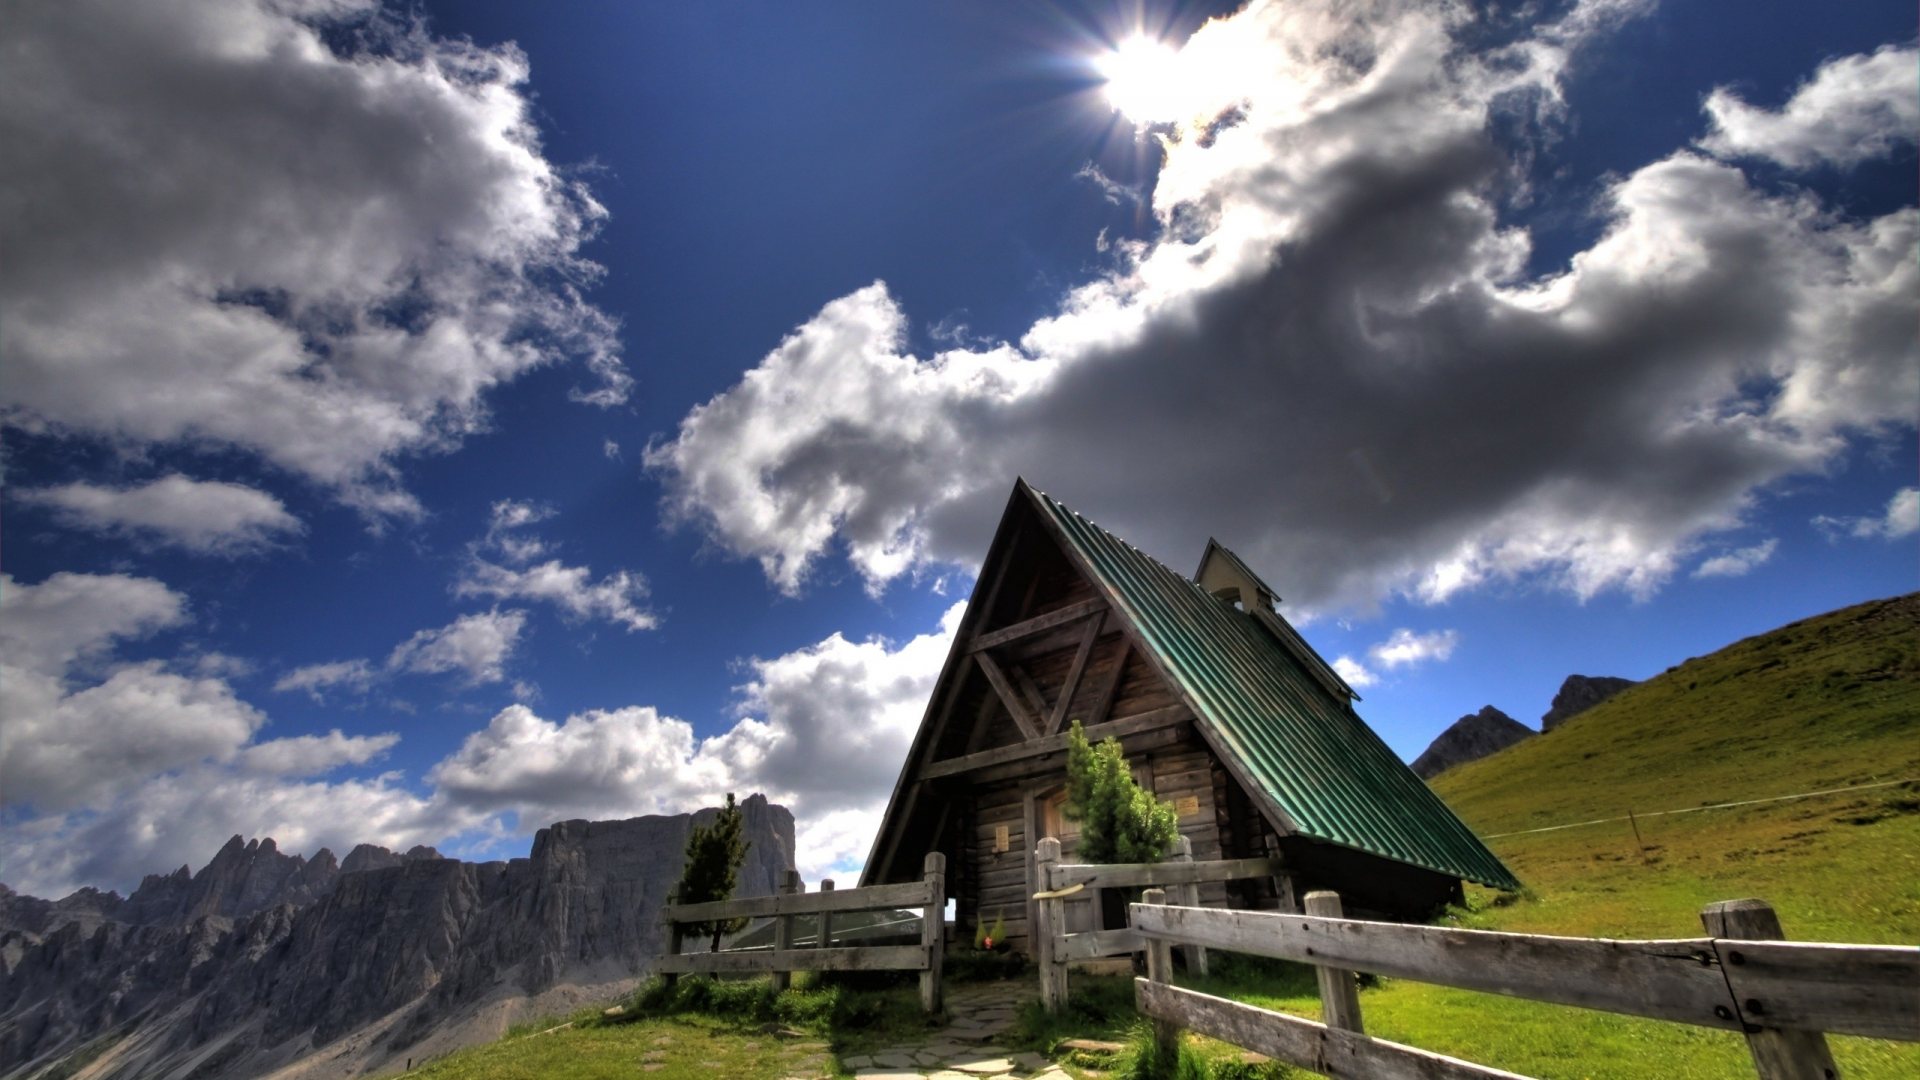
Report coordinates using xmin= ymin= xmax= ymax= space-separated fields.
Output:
xmin=1065 ymin=719 xmax=1180 ymax=866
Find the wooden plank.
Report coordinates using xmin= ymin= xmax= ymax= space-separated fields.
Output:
xmin=1702 ymin=898 xmax=1842 ymax=1079
xmin=1306 ymin=891 xmax=1364 ymax=1034
xmin=1135 ymin=980 xmax=1533 ymax=1080
xmin=1011 ymin=663 xmax=1049 ymax=720
xmin=1062 ymin=927 xmax=1144 ymax=961
xmin=976 ymin=652 xmax=1041 ymax=741
xmin=961 ymin=723 xmax=1191 ymax=787
xmin=1052 ymin=856 xmax=1283 ymax=890
xmin=1713 ymin=937 xmax=1920 ymax=1041
xmin=1047 ymin=615 xmax=1104 ymax=734
xmin=655 ymin=945 xmax=929 ymax=975
xmin=1023 ymin=788 xmax=1040 ymax=962
xmin=771 ymin=870 xmax=800 ymax=993
xmin=921 ymin=852 xmax=946 ymax=1013
xmin=1035 ymin=838 xmax=1067 ymax=1012
xmin=1142 ymin=888 xmax=1179 ymax=1062
xmin=668 ymin=879 xmax=933 ymax=922
xmin=1084 ymin=638 xmax=1131 ymax=726
xmin=1129 ymin=905 xmax=1745 ymax=1032
xmin=968 ymin=598 xmax=1106 ymax=653
xmin=922 ymin=706 xmax=1189 ymax=780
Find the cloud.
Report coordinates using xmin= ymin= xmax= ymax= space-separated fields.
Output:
xmin=1368 ymin=628 xmax=1459 ymax=670
xmin=0 ymin=0 xmax=627 ymax=518
xmin=456 ymin=500 xmax=658 ymax=630
xmin=1330 ymin=655 xmax=1378 ymax=689
xmin=1813 ymin=487 xmax=1920 ymax=541
xmin=648 ymin=4 xmax=1916 ymax=612
xmin=18 ymin=474 xmax=301 ymax=555
xmin=386 ymin=609 xmax=527 ymax=685
xmin=1692 ymin=538 xmax=1780 ymax=579
xmin=1703 ymin=44 xmax=1919 ymax=169
xmin=272 ymin=659 xmax=378 ymax=702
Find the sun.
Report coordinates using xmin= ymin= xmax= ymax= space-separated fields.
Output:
xmin=1095 ymin=34 xmax=1187 ymax=124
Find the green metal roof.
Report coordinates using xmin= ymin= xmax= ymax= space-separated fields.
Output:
xmin=1028 ymin=486 xmax=1521 ymax=891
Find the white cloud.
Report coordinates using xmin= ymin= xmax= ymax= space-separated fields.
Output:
xmin=273 ymin=659 xmax=378 ymax=701
xmin=1692 ymin=538 xmax=1780 ymax=579
xmin=1813 ymin=487 xmax=1920 ymax=541
xmin=18 ymin=474 xmax=302 ymax=555
xmin=457 ymin=560 xmax=656 ymax=632
xmin=1368 ymin=628 xmax=1459 ymax=670
xmin=235 ymin=730 xmax=401 ymax=778
xmin=386 ymin=609 xmax=527 ymax=685
xmin=0 ymin=0 xmax=627 ymax=518
xmin=1703 ymin=44 xmax=1919 ymax=169
xmin=1331 ymin=655 xmax=1378 ymax=689
xmin=649 ymin=3 xmax=1916 ymax=612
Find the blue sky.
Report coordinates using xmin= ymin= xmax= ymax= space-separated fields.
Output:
xmin=2 ymin=0 xmax=1914 ymax=897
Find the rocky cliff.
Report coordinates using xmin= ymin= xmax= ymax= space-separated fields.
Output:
xmin=0 ymin=796 xmax=794 ymax=1080
xmin=1411 ymin=705 xmax=1535 ymax=779
xmin=1540 ymin=674 xmax=1637 ymax=731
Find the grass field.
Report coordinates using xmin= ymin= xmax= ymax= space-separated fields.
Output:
xmin=388 ymin=594 xmax=1918 ymax=1079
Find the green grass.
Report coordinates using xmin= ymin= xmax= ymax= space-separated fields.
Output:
xmin=403 ymin=1011 xmax=834 ymax=1079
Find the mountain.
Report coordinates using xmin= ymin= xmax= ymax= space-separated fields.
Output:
xmin=1539 ymin=674 xmax=1636 ymax=731
xmin=0 ymin=795 xmax=795 ymax=1080
xmin=1410 ymin=705 xmax=1536 ymax=780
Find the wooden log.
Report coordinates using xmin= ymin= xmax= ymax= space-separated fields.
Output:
xmin=1306 ymin=891 xmax=1364 ymax=1034
xmin=968 ymin=598 xmax=1106 ymax=652
xmin=976 ymin=651 xmax=1041 ymax=740
xmin=1134 ymin=980 xmax=1533 ymax=1080
xmin=655 ymin=945 xmax=929 ymax=975
xmin=1701 ymin=900 xmax=1841 ymax=1078
xmin=921 ymin=706 xmax=1189 ymax=779
xmin=961 ymin=723 xmax=1192 ymax=786
xmin=667 ymin=879 xmax=934 ymax=921
xmin=921 ymin=852 xmax=946 ymax=1014
xmin=1086 ymin=638 xmax=1131 ymax=726
xmin=1173 ymin=836 xmax=1209 ymax=977
xmin=1062 ymin=927 xmax=1145 ymax=961
xmin=663 ymin=889 xmax=683 ymax=990
xmin=1051 ymin=856 xmax=1284 ymax=890
xmin=1143 ymin=887 xmax=1179 ymax=1063
xmin=1128 ymin=905 xmax=1746 ymax=1031
xmin=770 ymin=870 xmax=801 ymax=992
xmin=818 ymin=880 xmax=834 ymax=949
xmin=1712 ymin=938 xmax=1920 ymax=1041
xmin=1034 ymin=838 xmax=1067 ymax=1013
xmin=1047 ymin=615 xmax=1104 ymax=734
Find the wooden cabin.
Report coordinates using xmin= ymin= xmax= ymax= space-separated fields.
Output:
xmin=860 ymin=480 xmax=1518 ymax=954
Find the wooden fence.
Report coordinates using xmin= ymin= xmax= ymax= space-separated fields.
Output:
xmin=1033 ymin=835 xmax=1285 ymax=1012
xmin=1130 ymin=888 xmax=1920 ymax=1080
xmin=656 ymin=852 xmax=947 ymax=1012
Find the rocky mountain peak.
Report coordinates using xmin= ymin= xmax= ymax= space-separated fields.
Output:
xmin=1411 ymin=705 xmax=1535 ymax=780
xmin=1541 ymin=674 xmax=1636 ymax=731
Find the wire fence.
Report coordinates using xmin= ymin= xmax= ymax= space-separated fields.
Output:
xmin=1480 ymin=777 xmax=1918 ymax=839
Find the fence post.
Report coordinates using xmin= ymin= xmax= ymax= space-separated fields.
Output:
xmin=1142 ymin=887 xmax=1179 ymax=1063
xmin=770 ymin=869 xmax=801 ymax=992
xmin=663 ymin=890 xmax=682 ymax=991
xmin=920 ymin=852 xmax=947 ymax=1013
xmin=1304 ymin=890 xmax=1364 ymax=1034
xmin=1034 ymin=837 xmax=1067 ymax=1013
xmin=818 ymin=879 xmax=834 ymax=949
xmin=1170 ymin=835 xmax=1210 ymax=977
xmin=1701 ymin=899 xmax=1839 ymax=1080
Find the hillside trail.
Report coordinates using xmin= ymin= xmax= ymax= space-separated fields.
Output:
xmin=831 ymin=981 xmax=1070 ymax=1080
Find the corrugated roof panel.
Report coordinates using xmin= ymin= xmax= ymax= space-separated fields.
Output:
xmin=1030 ymin=487 xmax=1519 ymax=891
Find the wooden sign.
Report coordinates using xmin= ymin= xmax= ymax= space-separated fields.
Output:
xmin=1175 ymin=795 xmax=1201 ymax=818
xmin=994 ymin=824 xmax=1010 ymax=853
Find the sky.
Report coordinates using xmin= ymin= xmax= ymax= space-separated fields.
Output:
xmin=1 ymin=0 xmax=1914 ymax=899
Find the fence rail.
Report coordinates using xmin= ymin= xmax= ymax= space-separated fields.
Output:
xmin=1033 ymin=835 xmax=1286 ymax=1012
xmin=655 ymin=852 xmax=947 ymax=1012
xmin=1131 ymin=889 xmax=1920 ymax=1080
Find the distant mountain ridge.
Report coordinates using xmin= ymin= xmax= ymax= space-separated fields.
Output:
xmin=0 ymin=795 xmax=795 ymax=1080
xmin=1540 ymin=674 xmax=1636 ymax=731
xmin=1411 ymin=706 xmax=1536 ymax=780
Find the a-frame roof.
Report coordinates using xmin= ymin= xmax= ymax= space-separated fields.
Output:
xmin=863 ymin=480 xmax=1519 ymax=891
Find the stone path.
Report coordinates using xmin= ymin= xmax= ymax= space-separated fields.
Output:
xmin=833 ymin=981 xmax=1069 ymax=1080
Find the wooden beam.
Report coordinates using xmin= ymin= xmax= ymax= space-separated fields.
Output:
xmin=976 ymin=651 xmax=1041 ymax=740
xmin=655 ymin=944 xmax=929 ymax=975
xmin=1128 ymin=904 xmax=1746 ymax=1032
xmin=1135 ymin=980 xmax=1530 ymax=1080
xmin=1084 ymin=637 xmax=1131 ymax=727
xmin=668 ymin=879 xmax=935 ymax=922
xmin=967 ymin=598 xmax=1106 ymax=653
xmin=1011 ymin=663 xmax=1048 ymax=719
xmin=1047 ymin=615 xmax=1103 ymax=735
xmin=922 ymin=706 xmax=1190 ymax=780
xmin=962 ymin=723 xmax=1190 ymax=787
xmin=1050 ymin=856 xmax=1285 ymax=891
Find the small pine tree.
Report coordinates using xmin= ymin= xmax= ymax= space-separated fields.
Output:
xmin=676 ymin=793 xmax=752 ymax=952
xmin=1063 ymin=720 xmax=1180 ymax=866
